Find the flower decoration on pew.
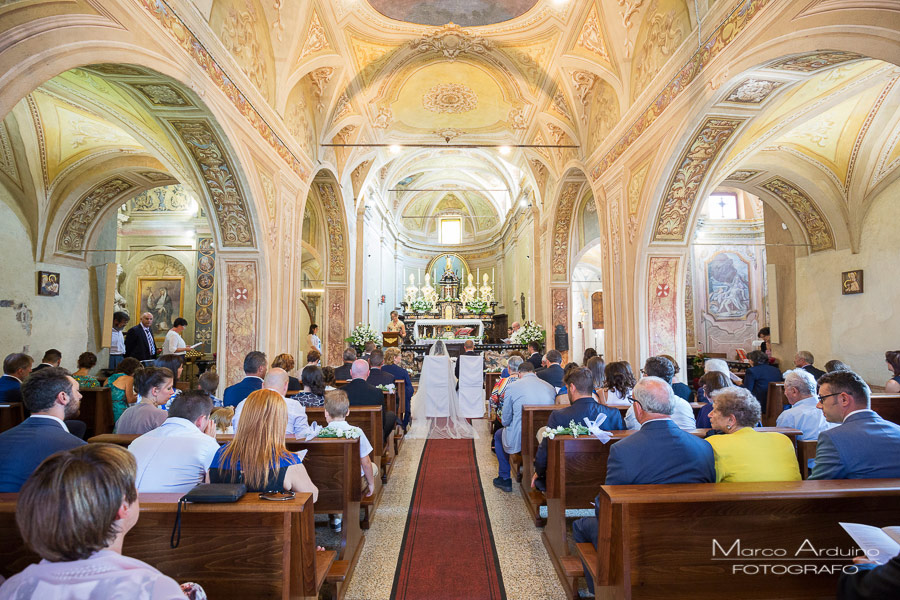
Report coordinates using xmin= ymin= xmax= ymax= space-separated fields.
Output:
xmin=540 ymin=420 xmax=591 ymax=440
xmin=317 ymin=426 xmax=361 ymax=439
xmin=345 ymin=322 xmax=381 ymax=352
xmin=409 ymin=298 xmax=433 ymax=313
xmin=376 ymin=383 xmax=396 ymax=392
xmin=510 ymin=321 xmax=546 ymax=345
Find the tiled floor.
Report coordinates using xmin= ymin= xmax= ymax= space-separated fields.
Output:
xmin=343 ymin=419 xmax=568 ymax=600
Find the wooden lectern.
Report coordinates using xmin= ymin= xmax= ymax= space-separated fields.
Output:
xmin=382 ymin=331 xmax=400 ymax=348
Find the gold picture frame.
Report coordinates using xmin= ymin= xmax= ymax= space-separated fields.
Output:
xmin=136 ymin=276 xmax=185 ymax=342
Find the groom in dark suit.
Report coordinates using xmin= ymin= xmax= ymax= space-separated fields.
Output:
xmin=571 ymin=376 xmax=715 ymax=593
xmin=124 ymin=312 xmax=157 ymax=361
xmin=454 ymin=339 xmax=480 ymax=389
xmin=344 ymin=360 xmax=397 ymax=444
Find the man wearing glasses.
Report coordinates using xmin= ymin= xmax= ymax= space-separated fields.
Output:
xmin=809 ymin=370 xmax=900 ymax=480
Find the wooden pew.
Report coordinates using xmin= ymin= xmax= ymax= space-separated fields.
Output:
xmin=798 ymin=439 xmax=816 ymax=479
xmin=485 ymin=372 xmax=501 ymax=402
xmin=764 ymin=382 xmax=787 ymax=426
xmin=0 ymin=492 xmax=333 ymax=600
xmin=78 ymin=387 xmax=114 ymax=437
xmin=541 ymin=428 xmax=802 ymax=597
xmin=0 ymin=402 xmax=24 ymax=433
xmin=519 ymin=405 xmax=558 ymax=526
xmin=579 ymin=479 xmax=900 ymax=600
xmin=871 ymin=394 xmax=900 ymax=425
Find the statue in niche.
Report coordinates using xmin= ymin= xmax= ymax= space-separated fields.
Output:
xmin=422 ymin=274 xmax=438 ymax=304
xmin=479 ymin=273 xmax=494 ymax=304
xmin=114 ymin=264 xmax=128 ymax=314
xmin=460 ymin=273 xmax=478 ymax=304
xmin=404 ymin=274 xmax=420 ymax=305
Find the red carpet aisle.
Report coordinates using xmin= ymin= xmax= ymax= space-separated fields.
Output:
xmin=392 ymin=439 xmax=506 ymax=600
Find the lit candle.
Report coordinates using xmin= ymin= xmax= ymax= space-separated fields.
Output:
xmin=477 ymin=267 xmax=480 ymax=282
xmin=492 ymin=268 xmax=495 ymax=285
xmin=418 ymin=268 xmax=421 ymax=286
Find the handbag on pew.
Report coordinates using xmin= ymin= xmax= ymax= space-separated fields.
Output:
xmin=170 ymin=483 xmax=247 ymax=548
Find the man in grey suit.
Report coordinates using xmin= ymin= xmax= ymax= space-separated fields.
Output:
xmin=810 ymin=370 xmax=900 ymax=480
xmin=492 ymin=361 xmax=556 ymax=492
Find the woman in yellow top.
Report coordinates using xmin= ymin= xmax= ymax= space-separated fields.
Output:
xmin=387 ymin=310 xmax=407 ymax=337
xmin=706 ymin=387 xmax=801 ymax=482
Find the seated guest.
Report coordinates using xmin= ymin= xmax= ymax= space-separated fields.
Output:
xmin=198 ymin=370 xmax=221 ymax=407
xmin=223 ymin=351 xmax=267 ymax=407
xmin=306 ymin=349 xmax=321 ymax=367
xmin=233 ymin=368 xmax=310 ymax=438
xmin=210 ymin=406 xmax=234 ymax=434
xmin=794 ymin=350 xmax=825 ymax=381
xmin=114 ymin=367 xmax=173 ymax=435
xmin=492 ymin=361 xmax=556 ymax=492
xmin=699 ymin=358 xmax=740 ymax=402
xmin=0 ymin=444 xmax=192 ymax=597
xmin=72 ymin=352 xmax=99 ymax=388
xmin=162 ymin=317 xmax=191 ymax=355
xmin=454 ymin=340 xmax=480 ymax=388
xmin=343 ymin=359 xmax=397 ymax=444
xmin=209 ymin=389 xmax=318 ymax=497
xmin=272 ymin=353 xmax=301 ymax=392
xmin=603 ymin=361 xmax=636 ymax=405
xmin=499 ymin=351 xmax=524 ymax=378
xmin=154 ymin=353 xmax=184 ymax=410
xmin=885 ymin=350 xmax=900 ymax=393
xmin=536 ymin=349 xmax=565 ymax=389
xmin=490 ymin=355 xmax=523 ymax=424
xmin=582 ymin=347 xmax=598 ymax=366
xmin=533 ymin=367 xmax=624 ymax=490
xmin=0 ymin=367 xmax=86 ymax=492
xmin=0 ymin=352 xmax=33 ymax=404
xmin=383 ymin=347 xmax=413 ymax=428
xmin=572 ymin=376 xmax=716 ymax=594
xmin=838 ymin=552 xmax=900 ymax=599
xmin=826 ymin=359 xmax=852 ymax=373
xmin=777 ymin=369 xmax=834 ymax=460
xmin=322 ymin=390 xmax=376 ymax=497
xmin=585 ymin=356 xmax=605 ymax=403
xmin=660 ymin=354 xmax=693 ymax=401
xmin=367 ymin=349 xmax=395 ymax=386
xmin=695 ymin=371 xmax=731 ymax=429
xmin=334 ymin=347 xmax=357 ymax=381
xmin=706 ymin=387 xmax=801 ymax=482
xmin=31 ymin=349 xmax=62 ymax=373
xmin=525 ymin=341 xmax=543 ymax=371
xmin=361 ymin=341 xmax=376 ymax=363
xmin=292 ymin=365 xmax=326 ymax=407
xmin=322 ymin=366 xmax=337 ymax=391
xmin=625 ymin=357 xmax=696 ymax=430
xmin=107 ymin=357 xmax=140 ymax=421
xmin=128 ymin=390 xmax=218 ymax=493
xmin=742 ymin=350 xmax=782 ymax=412
xmin=554 ymin=362 xmax=582 ymax=404
xmin=810 ymin=370 xmax=900 ymax=480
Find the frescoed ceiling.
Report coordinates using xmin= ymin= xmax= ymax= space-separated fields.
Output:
xmin=367 ymin=0 xmax=541 ymax=27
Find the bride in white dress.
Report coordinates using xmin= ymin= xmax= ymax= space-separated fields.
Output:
xmin=406 ymin=341 xmax=477 ymax=439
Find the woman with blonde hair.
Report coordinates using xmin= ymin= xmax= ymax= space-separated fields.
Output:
xmin=208 ymin=389 xmax=318 ymax=498
xmin=272 ymin=353 xmax=301 ymax=392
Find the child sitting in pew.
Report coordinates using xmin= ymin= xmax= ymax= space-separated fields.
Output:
xmin=322 ymin=390 xmax=376 ymax=498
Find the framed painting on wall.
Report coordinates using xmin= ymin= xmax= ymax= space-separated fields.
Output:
xmin=136 ymin=276 xmax=184 ymax=339
xmin=37 ymin=271 xmax=60 ymax=296
xmin=842 ymin=270 xmax=863 ymax=295
xmin=706 ymin=252 xmax=751 ymax=320
xmin=591 ymin=291 xmax=603 ymax=329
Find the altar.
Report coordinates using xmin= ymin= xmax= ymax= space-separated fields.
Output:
xmin=413 ymin=319 xmax=485 ymax=344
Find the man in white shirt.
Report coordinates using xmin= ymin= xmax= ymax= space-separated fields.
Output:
xmin=625 ymin=356 xmax=696 ymax=430
xmin=109 ymin=311 xmax=129 ymax=369
xmin=162 ymin=317 xmax=191 ymax=355
xmin=232 ymin=368 xmax=311 ymax=438
xmin=777 ymin=368 xmax=834 ymax=469
xmin=128 ymin=390 xmax=218 ymax=493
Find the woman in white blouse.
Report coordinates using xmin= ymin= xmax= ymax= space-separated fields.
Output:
xmin=162 ymin=317 xmax=191 ymax=355
xmin=307 ymin=324 xmax=322 ymax=354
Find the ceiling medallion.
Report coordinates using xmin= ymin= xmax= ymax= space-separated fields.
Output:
xmin=409 ymin=23 xmax=494 ymax=61
xmin=423 ymin=83 xmax=478 ymax=114
xmin=432 ymin=128 xmax=466 ymax=142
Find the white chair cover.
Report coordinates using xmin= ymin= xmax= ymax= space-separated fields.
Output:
xmin=458 ymin=355 xmax=485 ymax=418
xmin=422 ymin=355 xmax=451 ymax=418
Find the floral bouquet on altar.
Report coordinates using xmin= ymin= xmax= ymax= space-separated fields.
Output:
xmin=510 ymin=321 xmax=546 ymax=345
xmin=409 ymin=298 xmax=433 ymax=313
xmin=345 ymin=323 xmax=381 ymax=352
xmin=465 ymin=298 xmax=488 ymax=314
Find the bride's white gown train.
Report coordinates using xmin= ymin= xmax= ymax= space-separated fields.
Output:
xmin=406 ymin=341 xmax=477 ymax=440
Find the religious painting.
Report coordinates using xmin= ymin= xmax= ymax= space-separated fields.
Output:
xmin=368 ymin=0 xmax=539 ymax=27
xmin=136 ymin=276 xmax=184 ymax=338
xmin=37 ymin=271 xmax=60 ymax=296
xmin=842 ymin=270 xmax=863 ymax=295
xmin=591 ymin=291 xmax=604 ymax=329
xmin=706 ymin=252 xmax=751 ymax=320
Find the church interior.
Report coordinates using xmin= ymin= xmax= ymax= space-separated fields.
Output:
xmin=0 ymin=0 xmax=899 ymax=598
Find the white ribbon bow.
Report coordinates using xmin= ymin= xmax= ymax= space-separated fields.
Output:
xmin=305 ymin=421 xmax=322 ymax=440
xmin=584 ymin=414 xmax=613 ymax=444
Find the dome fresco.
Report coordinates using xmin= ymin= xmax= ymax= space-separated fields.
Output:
xmin=367 ymin=0 xmax=540 ymax=27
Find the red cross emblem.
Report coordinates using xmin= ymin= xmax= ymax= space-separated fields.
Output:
xmin=656 ymin=283 xmax=670 ymax=298
xmin=234 ymin=288 xmax=248 ymax=300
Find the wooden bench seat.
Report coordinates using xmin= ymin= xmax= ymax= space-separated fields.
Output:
xmin=0 ymin=402 xmax=24 ymax=433
xmin=0 ymin=492 xmax=332 ymax=600
xmin=519 ymin=405 xmax=558 ymax=526
xmin=582 ymin=479 xmax=900 ymax=600
xmin=77 ymin=387 xmax=114 ymax=437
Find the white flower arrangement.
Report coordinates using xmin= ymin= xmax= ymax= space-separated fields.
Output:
xmin=345 ymin=322 xmax=381 ymax=351
xmin=376 ymin=383 xmax=396 ymax=392
xmin=540 ymin=420 xmax=590 ymax=441
xmin=465 ymin=298 xmax=489 ymax=314
xmin=409 ymin=297 xmax=433 ymax=313
xmin=510 ymin=320 xmax=546 ymax=345
xmin=317 ymin=425 xmax=362 ymax=439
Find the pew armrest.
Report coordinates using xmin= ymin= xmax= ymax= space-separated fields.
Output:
xmin=327 ymin=560 xmax=350 ymax=584
xmin=576 ymin=543 xmax=597 ymax=581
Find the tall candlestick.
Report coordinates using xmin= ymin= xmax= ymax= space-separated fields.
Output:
xmin=418 ymin=268 xmax=421 ymax=286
